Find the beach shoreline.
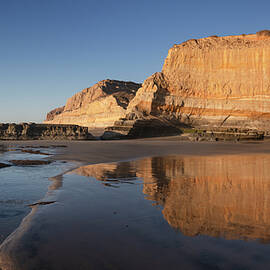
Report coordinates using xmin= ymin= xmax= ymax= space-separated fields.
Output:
xmin=2 ymin=137 xmax=270 ymax=166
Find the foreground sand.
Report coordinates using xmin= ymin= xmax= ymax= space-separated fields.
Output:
xmin=2 ymin=138 xmax=270 ymax=270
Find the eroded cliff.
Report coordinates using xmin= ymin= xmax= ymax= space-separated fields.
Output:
xmin=45 ymin=80 xmax=141 ymax=128
xmin=45 ymin=31 xmax=270 ymax=137
xmin=105 ymin=31 xmax=270 ymax=137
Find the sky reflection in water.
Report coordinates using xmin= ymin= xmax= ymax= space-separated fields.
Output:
xmin=0 ymin=148 xmax=71 ymax=243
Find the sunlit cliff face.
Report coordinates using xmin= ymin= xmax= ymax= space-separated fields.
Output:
xmin=72 ymin=154 xmax=270 ymax=242
xmin=126 ymin=33 xmax=270 ymax=128
xmin=45 ymin=80 xmax=141 ymax=128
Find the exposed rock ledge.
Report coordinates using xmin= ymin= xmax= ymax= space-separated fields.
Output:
xmin=0 ymin=123 xmax=95 ymax=140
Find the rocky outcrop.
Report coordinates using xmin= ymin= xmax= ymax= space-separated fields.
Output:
xmin=105 ymin=31 xmax=270 ymax=138
xmin=45 ymin=80 xmax=141 ymax=128
xmin=0 ymin=123 xmax=95 ymax=140
xmin=46 ymin=106 xmax=65 ymax=121
xmin=102 ymin=73 xmax=185 ymax=139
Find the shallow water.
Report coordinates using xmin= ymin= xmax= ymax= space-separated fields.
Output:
xmin=0 ymin=147 xmax=73 ymax=243
xmin=2 ymin=154 xmax=270 ymax=269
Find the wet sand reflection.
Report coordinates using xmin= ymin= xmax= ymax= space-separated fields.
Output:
xmin=73 ymin=155 xmax=270 ymax=242
xmin=2 ymin=154 xmax=270 ymax=270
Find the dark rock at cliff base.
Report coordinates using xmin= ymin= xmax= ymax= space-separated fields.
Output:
xmin=101 ymin=118 xmax=183 ymax=140
xmin=0 ymin=123 xmax=95 ymax=140
xmin=0 ymin=163 xmax=11 ymax=169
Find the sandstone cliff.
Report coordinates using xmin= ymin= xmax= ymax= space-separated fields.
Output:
xmin=46 ymin=106 xmax=65 ymax=121
xmin=0 ymin=123 xmax=94 ymax=140
xmin=45 ymin=30 xmax=270 ymax=138
xmin=45 ymin=80 xmax=141 ymax=128
xmin=105 ymin=31 xmax=270 ymax=137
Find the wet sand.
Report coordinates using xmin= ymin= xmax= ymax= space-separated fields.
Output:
xmin=2 ymin=139 xmax=270 ymax=269
xmin=2 ymin=138 xmax=270 ymax=165
xmin=0 ymin=146 xmax=74 ymax=245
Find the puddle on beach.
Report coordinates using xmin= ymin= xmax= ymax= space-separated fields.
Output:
xmin=0 ymin=147 xmax=73 ymax=244
xmin=2 ymin=154 xmax=270 ymax=269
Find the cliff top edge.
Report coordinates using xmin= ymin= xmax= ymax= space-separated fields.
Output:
xmin=175 ymin=30 xmax=270 ymax=49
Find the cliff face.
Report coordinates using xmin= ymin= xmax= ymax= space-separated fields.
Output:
xmin=45 ymin=80 xmax=141 ymax=128
xmin=0 ymin=123 xmax=94 ymax=140
xmin=46 ymin=106 xmax=65 ymax=121
xmin=125 ymin=32 xmax=270 ymax=130
xmin=46 ymin=31 xmax=270 ymax=135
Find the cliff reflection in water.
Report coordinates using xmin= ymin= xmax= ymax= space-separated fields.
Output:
xmin=73 ymin=154 xmax=270 ymax=242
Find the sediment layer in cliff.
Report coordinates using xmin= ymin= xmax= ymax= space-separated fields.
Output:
xmin=0 ymin=123 xmax=94 ymax=140
xmin=105 ymin=31 xmax=270 ymax=138
xmin=45 ymin=80 xmax=141 ymax=128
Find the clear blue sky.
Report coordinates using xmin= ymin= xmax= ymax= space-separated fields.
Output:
xmin=1 ymin=0 xmax=269 ymax=123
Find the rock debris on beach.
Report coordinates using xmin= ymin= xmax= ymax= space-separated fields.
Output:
xmin=9 ymin=160 xmax=52 ymax=166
